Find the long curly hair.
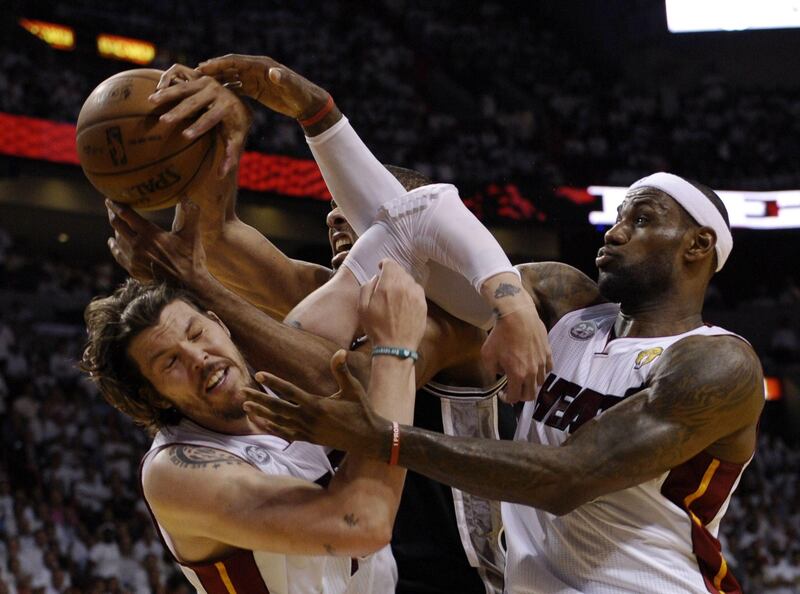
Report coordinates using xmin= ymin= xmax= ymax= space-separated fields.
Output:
xmin=81 ymin=279 xmax=204 ymax=433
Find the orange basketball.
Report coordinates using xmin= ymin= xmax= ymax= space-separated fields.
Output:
xmin=76 ymin=69 xmax=215 ymax=211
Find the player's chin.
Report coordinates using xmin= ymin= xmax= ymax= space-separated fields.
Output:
xmin=597 ymin=272 xmax=627 ymax=303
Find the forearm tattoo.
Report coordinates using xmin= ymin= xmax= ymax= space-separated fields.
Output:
xmin=494 ymin=283 xmax=521 ymax=299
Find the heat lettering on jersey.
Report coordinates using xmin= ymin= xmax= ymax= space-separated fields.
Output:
xmin=532 ymin=374 xmax=644 ymax=433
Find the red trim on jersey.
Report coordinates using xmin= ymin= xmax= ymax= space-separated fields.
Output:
xmin=190 ymin=550 xmax=272 ymax=594
xmin=661 ymin=451 xmax=745 ymax=594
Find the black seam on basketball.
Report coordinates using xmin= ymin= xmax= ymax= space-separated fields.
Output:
xmin=81 ymin=132 xmax=210 ymax=177
xmin=76 ymin=112 xmax=166 ymax=133
xmin=139 ymin=134 xmax=216 ymax=211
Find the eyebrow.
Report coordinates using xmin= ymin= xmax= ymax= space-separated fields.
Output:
xmin=617 ymin=196 xmax=669 ymax=215
xmin=147 ymin=314 xmax=197 ymax=370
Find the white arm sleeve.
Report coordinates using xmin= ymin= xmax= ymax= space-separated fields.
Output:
xmin=307 ymin=117 xmax=519 ymax=329
xmin=306 ymin=117 xmax=406 ymax=235
xmin=343 ymin=185 xmax=519 ymax=329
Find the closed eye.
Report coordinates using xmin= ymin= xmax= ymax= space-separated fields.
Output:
xmin=190 ymin=328 xmax=203 ymax=341
xmin=164 ymin=355 xmax=177 ymax=371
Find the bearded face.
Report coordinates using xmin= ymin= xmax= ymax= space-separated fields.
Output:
xmin=595 ymin=188 xmax=692 ymax=308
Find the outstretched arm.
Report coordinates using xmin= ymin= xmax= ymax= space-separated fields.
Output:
xmin=106 ymin=199 xmax=455 ymax=393
xmin=198 ymin=53 xmax=552 ymax=401
xmin=117 ymin=65 xmax=331 ymax=318
xmin=253 ymin=334 xmax=764 ymax=515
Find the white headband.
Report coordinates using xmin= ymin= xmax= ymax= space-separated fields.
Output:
xmin=629 ymin=172 xmax=732 ymax=271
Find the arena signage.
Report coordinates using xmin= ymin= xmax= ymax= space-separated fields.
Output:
xmin=97 ymin=34 xmax=156 ymax=65
xmin=666 ymin=0 xmax=800 ymax=32
xmin=19 ymin=18 xmax=75 ymax=50
xmin=588 ymin=185 xmax=800 ymax=230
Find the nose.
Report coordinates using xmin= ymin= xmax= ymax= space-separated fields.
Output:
xmin=326 ymin=208 xmax=347 ymax=230
xmin=603 ymin=220 xmax=628 ymax=246
xmin=183 ymin=343 xmax=207 ymax=369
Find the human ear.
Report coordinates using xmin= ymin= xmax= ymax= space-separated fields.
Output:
xmin=685 ymin=227 xmax=716 ymax=264
xmin=206 ymin=310 xmax=231 ymax=337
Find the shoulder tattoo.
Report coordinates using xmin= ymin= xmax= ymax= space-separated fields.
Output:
xmin=167 ymin=445 xmax=248 ymax=470
xmin=651 ymin=336 xmax=763 ymax=429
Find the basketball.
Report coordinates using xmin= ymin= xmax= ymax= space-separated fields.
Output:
xmin=76 ymin=69 xmax=215 ymax=211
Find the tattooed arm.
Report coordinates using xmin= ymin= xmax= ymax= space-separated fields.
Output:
xmin=143 ymin=262 xmax=424 ymax=560
xmin=143 ymin=354 xmax=416 ymax=560
xmin=478 ymin=272 xmax=552 ymax=402
xmin=517 ymin=262 xmax=606 ymax=330
xmin=261 ymin=334 xmax=763 ymax=515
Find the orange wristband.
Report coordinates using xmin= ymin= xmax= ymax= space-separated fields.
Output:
xmin=389 ymin=422 xmax=400 ymax=466
xmin=298 ymin=95 xmax=334 ymax=127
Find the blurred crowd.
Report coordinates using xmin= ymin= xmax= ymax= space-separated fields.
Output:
xmin=0 ymin=229 xmax=194 ymax=593
xmin=3 ymin=0 xmax=800 ymax=195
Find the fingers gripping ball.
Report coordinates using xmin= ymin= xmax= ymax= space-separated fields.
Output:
xmin=76 ymin=69 xmax=215 ymax=211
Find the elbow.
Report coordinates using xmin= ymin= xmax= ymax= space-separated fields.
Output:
xmin=363 ymin=514 xmax=393 ymax=553
xmin=344 ymin=519 xmax=392 ymax=557
xmin=371 ymin=525 xmax=394 ymax=552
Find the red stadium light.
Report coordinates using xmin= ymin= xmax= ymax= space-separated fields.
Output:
xmin=19 ymin=18 xmax=75 ymax=50
xmin=97 ymin=34 xmax=156 ymax=65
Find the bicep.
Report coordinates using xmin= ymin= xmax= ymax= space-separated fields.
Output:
xmin=517 ymin=262 xmax=604 ymax=329
xmin=206 ymin=220 xmax=330 ymax=317
xmin=561 ymin=335 xmax=764 ymax=502
xmin=144 ymin=446 xmax=382 ymax=557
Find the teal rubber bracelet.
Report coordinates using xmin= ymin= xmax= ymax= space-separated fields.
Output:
xmin=372 ymin=346 xmax=419 ymax=362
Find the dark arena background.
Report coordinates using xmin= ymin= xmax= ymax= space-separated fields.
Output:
xmin=1 ymin=1 xmax=799 ymax=592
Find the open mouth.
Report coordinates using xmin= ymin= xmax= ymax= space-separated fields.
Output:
xmin=205 ymin=367 xmax=228 ymax=393
xmin=334 ymin=236 xmax=353 ymax=254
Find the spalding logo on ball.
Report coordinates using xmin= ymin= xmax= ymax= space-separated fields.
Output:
xmin=76 ymin=69 xmax=215 ymax=211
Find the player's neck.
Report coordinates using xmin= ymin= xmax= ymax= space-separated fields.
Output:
xmin=189 ymin=414 xmax=261 ymax=436
xmin=615 ymin=296 xmax=704 ymax=339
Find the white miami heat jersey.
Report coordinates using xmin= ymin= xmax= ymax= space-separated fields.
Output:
xmin=140 ymin=419 xmax=397 ymax=594
xmin=502 ymin=303 xmax=754 ymax=594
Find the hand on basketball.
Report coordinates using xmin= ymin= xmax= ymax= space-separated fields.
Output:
xmin=149 ymin=63 xmax=252 ymax=177
xmin=243 ymin=350 xmax=384 ymax=453
xmin=106 ymin=197 xmax=210 ymax=287
xmin=196 ymin=54 xmax=331 ymax=123
xmin=358 ymin=260 xmax=427 ymax=351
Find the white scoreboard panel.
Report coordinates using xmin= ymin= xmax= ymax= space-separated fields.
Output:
xmin=666 ymin=0 xmax=800 ymax=33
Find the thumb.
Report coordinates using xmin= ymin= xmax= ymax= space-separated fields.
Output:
xmin=177 ymin=198 xmax=202 ymax=240
xmin=171 ymin=202 xmax=186 ymax=233
xmin=329 ymin=350 xmax=360 ymax=402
